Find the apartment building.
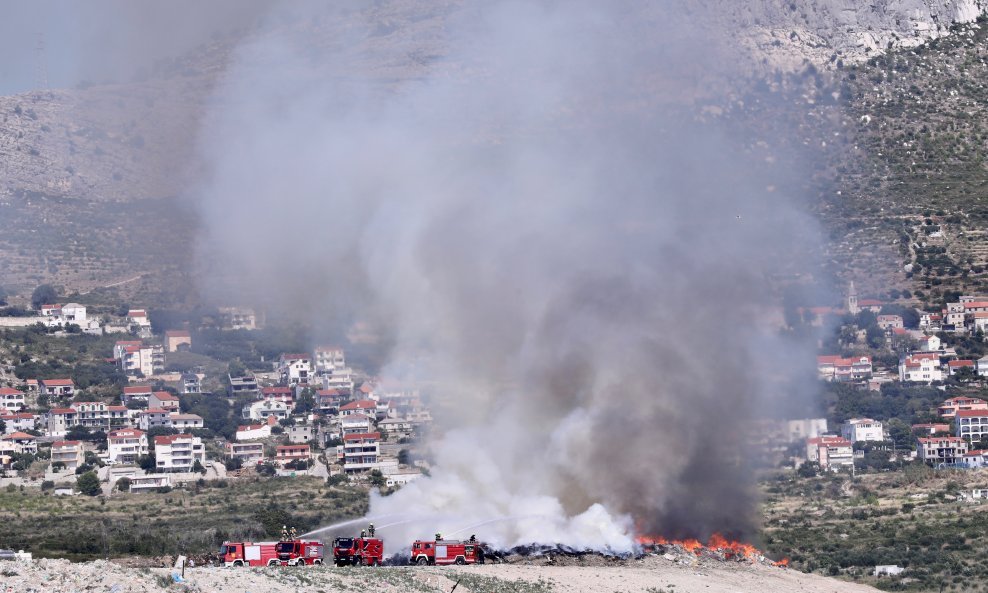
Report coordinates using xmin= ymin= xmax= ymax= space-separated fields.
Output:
xmin=154 ymin=434 xmax=205 ymax=472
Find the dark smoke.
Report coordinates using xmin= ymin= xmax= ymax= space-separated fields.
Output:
xmin=193 ymin=0 xmax=828 ymax=549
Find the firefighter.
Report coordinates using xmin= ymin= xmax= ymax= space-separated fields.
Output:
xmin=360 ymin=529 xmax=366 ymax=538
xmin=289 ymin=526 xmax=298 ymax=540
xmin=368 ymin=523 xmax=375 ymax=537
xmin=281 ymin=525 xmax=289 ymax=541
xmin=435 ymin=533 xmax=442 ymax=542
xmin=469 ymin=534 xmax=477 ymax=543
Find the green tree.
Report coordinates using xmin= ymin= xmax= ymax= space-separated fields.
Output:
xmin=30 ymin=284 xmax=58 ymax=310
xmin=137 ymin=454 xmax=156 ymax=472
xmin=369 ymin=469 xmax=387 ymax=488
xmin=797 ymin=461 xmax=819 ymax=478
xmin=76 ymin=471 xmax=101 ymax=496
xmin=116 ymin=477 xmax=131 ymax=492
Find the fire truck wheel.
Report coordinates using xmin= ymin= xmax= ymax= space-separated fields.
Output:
xmin=267 ymin=560 xmax=278 ymax=566
xmin=416 ymin=557 xmax=428 ymax=566
xmin=233 ymin=560 xmax=244 ymax=567
xmin=355 ymin=556 xmax=364 ymax=566
xmin=313 ymin=559 xmax=322 ymax=566
xmin=296 ymin=559 xmax=306 ymax=567
xmin=455 ymin=557 xmax=466 ymax=565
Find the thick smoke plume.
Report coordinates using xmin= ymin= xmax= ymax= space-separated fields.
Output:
xmin=194 ymin=1 xmax=826 ymax=551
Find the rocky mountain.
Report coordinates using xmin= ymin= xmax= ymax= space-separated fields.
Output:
xmin=0 ymin=0 xmax=986 ymax=302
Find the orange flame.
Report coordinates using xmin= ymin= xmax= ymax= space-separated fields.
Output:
xmin=636 ymin=532 xmax=782 ymax=565
xmin=774 ymin=558 xmax=790 ymax=568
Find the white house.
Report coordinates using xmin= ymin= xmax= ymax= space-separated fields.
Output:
xmin=117 ymin=343 xmax=164 ymax=377
xmin=168 ymin=413 xmax=204 ymax=431
xmin=0 ymin=387 xmax=26 ymax=411
xmin=806 ymin=436 xmax=854 ymax=469
xmin=51 ymin=440 xmax=84 ymax=471
xmin=0 ymin=432 xmax=37 ymax=455
xmin=340 ymin=400 xmax=378 ymax=417
xmin=121 ymin=385 xmax=153 ymax=405
xmin=341 ymin=432 xmax=382 ymax=473
xmin=899 ymin=352 xmax=943 ymax=382
xmin=39 ymin=378 xmax=75 ymax=398
xmin=340 ymin=413 xmax=374 ymax=436
xmin=242 ymin=399 xmax=289 ymax=422
xmin=126 ymin=309 xmax=152 ymax=328
xmin=917 ymin=436 xmax=968 ymax=466
xmin=107 ymin=429 xmax=148 ymax=464
xmin=154 ymin=434 xmax=205 ymax=472
xmin=1 ymin=412 xmax=36 ymax=434
xmin=236 ymin=423 xmax=272 ymax=441
xmin=277 ymin=353 xmax=312 ymax=386
xmin=226 ymin=441 xmax=265 ymax=464
xmin=313 ymin=346 xmax=346 ymax=374
xmin=916 ymin=334 xmax=941 ymax=352
xmin=955 ymin=410 xmax=988 ymax=444
xmin=129 ymin=475 xmax=172 ymax=493
xmin=841 ymin=419 xmax=884 ymax=443
xmin=149 ymin=391 xmax=180 ymax=412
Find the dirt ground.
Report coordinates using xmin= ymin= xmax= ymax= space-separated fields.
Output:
xmin=0 ymin=554 xmax=881 ymax=593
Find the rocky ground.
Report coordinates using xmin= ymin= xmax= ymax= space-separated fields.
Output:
xmin=0 ymin=554 xmax=880 ymax=593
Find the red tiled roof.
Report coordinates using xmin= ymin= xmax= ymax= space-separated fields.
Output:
xmin=948 ymin=360 xmax=975 ymax=368
xmin=918 ymin=436 xmax=966 ymax=443
xmin=0 ymin=413 xmax=33 ymax=420
xmin=807 ymin=436 xmax=851 ymax=446
xmin=0 ymin=387 xmax=21 ymax=396
xmin=53 ymin=440 xmax=81 ymax=448
xmin=152 ymin=391 xmax=178 ymax=401
xmin=108 ymin=429 xmax=144 ymax=438
xmin=343 ymin=432 xmax=381 ymax=441
xmin=280 ymin=353 xmax=310 ymax=361
xmin=262 ymin=387 xmax=293 ymax=395
xmin=2 ymin=432 xmax=36 ymax=440
xmin=955 ymin=409 xmax=988 ymax=418
xmin=276 ymin=444 xmax=310 ymax=451
xmin=942 ymin=397 xmax=986 ymax=405
xmin=48 ymin=408 xmax=75 ymax=415
xmin=237 ymin=424 xmax=266 ymax=432
xmin=154 ymin=434 xmax=194 ymax=445
xmin=127 ymin=310 xmax=147 ymax=317
xmin=123 ymin=385 xmax=152 ymax=394
xmin=340 ymin=400 xmax=376 ymax=411
xmin=858 ymin=299 xmax=884 ymax=306
xmin=165 ymin=330 xmax=191 ymax=338
xmin=41 ymin=378 xmax=74 ymax=387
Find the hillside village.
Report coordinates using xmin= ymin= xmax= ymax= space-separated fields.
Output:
xmin=0 ymin=298 xmax=432 ymax=495
xmin=776 ymin=280 xmax=988 ymax=482
xmin=8 ymin=282 xmax=988 ymax=498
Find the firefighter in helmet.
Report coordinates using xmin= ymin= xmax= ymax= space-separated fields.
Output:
xmin=435 ymin=532 xmax=442 ymax=542
xmin=360 ymin=529 xmax=366 ymax=538
xmin=469 ymin=534 xmax=477 ymax=543
xmin=289 ymin=526 xmax=298 ymax=540
xmin=281 ymin=525 xmax=289 ymax=541
xmin=368 ymin=523 xmax=375 ymax=537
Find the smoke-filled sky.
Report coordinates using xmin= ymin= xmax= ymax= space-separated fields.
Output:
xmin=189 ymin=0 xmax=830 ymax=550
xmin=0 ymin=0 xmax=268 ymax=94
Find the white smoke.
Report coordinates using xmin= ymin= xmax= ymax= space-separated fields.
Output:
xmin=193 ymin=0 xmax=828 ymax=551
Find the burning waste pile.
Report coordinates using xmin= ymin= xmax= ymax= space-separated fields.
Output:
xmin=637 ymin=534 xmax=789 ymax=568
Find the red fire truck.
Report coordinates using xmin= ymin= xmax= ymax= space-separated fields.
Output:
xmin=275 ymin=539 xmax=325 ymax=566
xmin=219 ymin=541 xmax=278 ymax=567
xmin=333 ymin=535 xmax=384 ymax=566
xmin=410 ymin=536 xmax=486 ymax=565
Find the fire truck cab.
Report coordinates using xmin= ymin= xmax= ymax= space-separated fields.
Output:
xmin=275 ymin=539 xmax=325 ymax=566
xmin=219 ymin=541 xmax=278 ymax=567
xmin=410 ymin=537 xmax=486 ymax=566
xmin=333 ymin=536 xmax=384 ymax=566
